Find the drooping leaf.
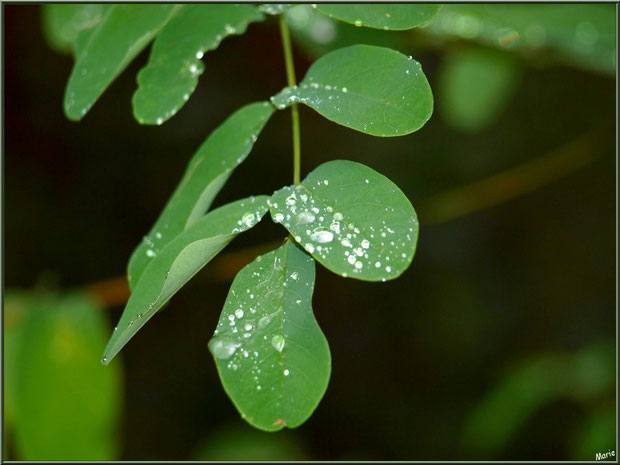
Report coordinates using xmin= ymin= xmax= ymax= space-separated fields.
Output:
xmin=423 ymin=4 xmax=616 ymax=75
xmin=63 ymin=4 xmax=180 ymax=121
xmin=12 ymin=292 xmax=122 ymax=460
xmin=41 ymin=4 xmax=110 ymax=54
xmin=271 ymin=44 xmax=433 ymax=137
xmin=316 ymin=4 xmax=441 ymax=30
xmin=209 ymin=239 xmax=330 ymax=431
xmin=133 ymin=5 xmax=264 ymax=125
xmin=104 ymin=196 xmax=270 ymax=364
xmin=438 ymin=47 xmax=522 ymax=132
xmin=127 ymin=102 xmax=274 ymax=290
xmin=270 ymin=160 xmax=418 ymax=281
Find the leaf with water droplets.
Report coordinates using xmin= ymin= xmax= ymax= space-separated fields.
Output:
xmin=133 ymin=5 xmax=263 ymax=125
xmin=271 ymin=44 xmax=433 ymax=137
xmin=210 ymin=239 xmax=330 ymax=431
xmin=258 ymin=4 xmax=292 ymax=16
xmin=42 ymin=4 xmax=111 ymax=54
xmin=316 ymin=4 xmax=441 ymax=30
xmin=128 ymin=102 xmax=274 ymax=290
xmin=104 ymin=196 xmax=270 ymax=365
xmin=270 ymin=160 xmax=418 ymax=281
xmin=63 ymin=5 xmax=179 ymax=121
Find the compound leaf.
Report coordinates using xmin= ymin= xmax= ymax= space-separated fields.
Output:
xmin=271 ymin=44 xmax=433 ymax=137
xmin=128 ymin=101 xmax=274 ymax=290
xmin=316 ymin=4 xmax=441 ymax=30
xmin=270 ymin=160 xmax=418 ymax=281
xmin=133 ymin=5 xmax=264 ymax=125
xmin=64 ymin=4 xmax=179 ymax=121
xmin=104 ymin=196 xmax=270 ymax=365
xmin=209 ymin=239 xmax=330 ymax=431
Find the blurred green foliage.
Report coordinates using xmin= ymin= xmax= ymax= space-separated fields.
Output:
xmin=462 ymin=342 xmax=616 ymax=459
xmin=4 ymin=292 xmax=123 ymax=460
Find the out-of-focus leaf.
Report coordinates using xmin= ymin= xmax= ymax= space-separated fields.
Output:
xmin=316 ymin=4 xmax=442 ymax=30
xmin=462 ymin=342 xmax=615 ymax=457
xmin=422 ymin=4 xmax=616 ymax=74
xmin=41 ymin=4 xmax=110 ymax=54
xmin=270 ymin=160 xmax=418 ymax=281
xmin=439 ymin=47 xmax=522 ymax=132
xmin=127 ymin=102 xmax=274 ymax=290
xmin=271 ymin=45 xmax=433 ymax=137
xmin=286 ymin=5 xmax=404 ymax=59
xmin=209 ymin=240 xmax=330 ymax=431
xmin=105 ymin=196 xmax=270 ymax=365
xmin=133 ymin=5 xmax=263 ymax=125
xmin=193 ymin=424 xmax=307 ymax=460
xmin=64 ymin=5 xmax=179 ymax=121
xmin=569 ymin=406 xmax=616 ymax=461
xmin=11 ymin=292 xmax=122 ymax=460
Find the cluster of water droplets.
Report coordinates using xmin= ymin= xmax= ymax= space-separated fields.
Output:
xmin=208 ymin=249 xmax=305 ymax=391
xmin=271 ymin=180 xmax=417 ymax=279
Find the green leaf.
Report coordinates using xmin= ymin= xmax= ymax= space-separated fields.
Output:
xmin=104 ymin=196 xmax=270 ymax=365
xmin=270 ymin=160 xmax=418 ymax=281
xmin=271 ymin=44 xmax=433 ymax=137
xmin=133 ymin=5 xmax=264 ymax=125
xmin=41 ymin=4 xmax=110 ymax=54
xmin=209 ymin=239 xmax=330 ymax=431
xmin=12 ymin=292 xmax=122 ymax=460
xmin=424 ymin=4 xmax=616 ymax=75
xmin=316 ymin=4 xmax=441 ymax=30
xmin=258 ymin=4 xmax=292 ymax=16
xmin=63 ymin=5 xmax=179 ymax=121
xmin=127 ymin=102 xmax=274 ymax=290
xmin=438 ymin=47 xmax=521 ymax=133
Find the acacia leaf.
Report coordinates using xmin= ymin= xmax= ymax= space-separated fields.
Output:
xmin=133 ymin=5 xmax=264 ymax=125
xmin=316 ymin=4 xmax=441 ymax=30
xmin=104 ymin=196 xmax=270 ymax=365
xmin=270 ymin=160 xmax=418 ymax=281
xmin=271 ymin=44 xmax=433 ymax=137
xmin=209 ymin=239 xmax=330 ymax=431
xmin=128 ymin=102 xmax=274 ymax=290
xmin=64 ymin=5 xmax=179 ymax=121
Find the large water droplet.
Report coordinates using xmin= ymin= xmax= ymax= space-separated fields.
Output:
xmin=209 ymin=337 xmax=240 ymax=360
xmin=310 ymin=228 xmax=334 ymax=243
xmin=271 ymin=334 xmax=285 ymax=352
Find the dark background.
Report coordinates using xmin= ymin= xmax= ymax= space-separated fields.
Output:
xmin=4 ymin=5 xmax=616 ymax=461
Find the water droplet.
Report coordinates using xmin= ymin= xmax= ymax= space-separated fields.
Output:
xmin=361 ymin=239 xmax=370 ymax=249
xmin=386 ymin=266 xmax=392 ymax=273
xmin=235 ymin=309 xmax=244 ymax=319
xmin=298 ymin=211 xmax=315 ymax=224
xmin=242 ymin=212 xmax=257 ymax=228
xmin=347 ymin=255 xmax=356 ymax=265
xmin=355 ymin=261 xmax=363 ymax=269
xmin=271 ymin=334 xmax=285 ymax=352
xmin=305 ymin=243 xmax=315 ymax=253
xmin=283 ymin=369 xmax=290 ymax=376
xmin=286 ymin=194 xmax=297 ymax=205
xmin=354 ymin=19 xmax=362 ymax=27
xmin=101 ymin=357 xmax=108 ymax=364
xmin=146 ymin=249 xmax=156 ymax=258
xmin=273 ymin=213 xmax=284 ymax=223
xmin=209 ymin=337 xmax=240 ymax=360
xmin=310 ymin=228 xmax=334 ymax=243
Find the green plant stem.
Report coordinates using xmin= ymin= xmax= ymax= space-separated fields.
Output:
xmin=279 ymin=14 xmax=301 ymax=184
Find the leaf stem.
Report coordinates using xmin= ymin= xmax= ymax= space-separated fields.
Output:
xmin=279 ymin=14 xmax=301 ymax=184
